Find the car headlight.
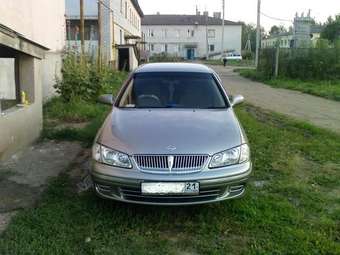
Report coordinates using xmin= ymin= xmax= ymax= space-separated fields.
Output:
xmin=92 ymin=143 xmax=132 ymax=169
xmin=209 ymin=144 xmax=250 ymax=168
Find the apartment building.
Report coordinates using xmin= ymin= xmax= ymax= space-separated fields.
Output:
xmin=142 ymin=13 xmax=242 ymax=59
xmin=65 ymin=0 xmax=143 ymax=70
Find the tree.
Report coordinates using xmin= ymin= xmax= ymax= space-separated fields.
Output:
xmin=241 ymin=23 xmax=264 ymax=53
xmin=321 ymin=15 xmax=340 ymax=43
xmin=269 ymin=25 xmax=287 ymax=35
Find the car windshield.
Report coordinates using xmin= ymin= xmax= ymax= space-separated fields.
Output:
xmin=117 ymin=72 xmax=228 ymax=109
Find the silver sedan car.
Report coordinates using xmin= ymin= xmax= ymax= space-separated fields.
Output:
xmin=91 ymin=63 xmax=252 ymax=205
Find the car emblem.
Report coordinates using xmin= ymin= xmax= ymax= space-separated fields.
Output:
xmin=166 ymin=145 xmax=176 ymax=151
xmin=168 ymin=156 xmax=174 ymax=171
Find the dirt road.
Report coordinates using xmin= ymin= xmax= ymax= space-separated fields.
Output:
xmin=212 ymin=65 xmax=340 ymax=134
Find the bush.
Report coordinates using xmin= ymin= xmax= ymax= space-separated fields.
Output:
xmin=242 ymin=50 xmax=254 ymax=60
xmin=149 ymin=53 xmax=184 ymax=63
xmin=54 ymin=53 xmax=128 ymax=102
xmin=258 ymin=46 xmax=340 ymax=80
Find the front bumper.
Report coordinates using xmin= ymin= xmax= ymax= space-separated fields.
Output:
xmin=91 ymin=161 xmax=252 ymax=205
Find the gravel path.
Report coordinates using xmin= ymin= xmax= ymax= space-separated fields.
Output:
xmin=212 ymin=65 xmax=340 ymax=134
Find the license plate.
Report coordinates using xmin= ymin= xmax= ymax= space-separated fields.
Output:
xmin=141 ymin=182 xmax=199 ymax=195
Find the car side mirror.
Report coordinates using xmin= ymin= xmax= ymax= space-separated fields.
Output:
xmin=231 ymin=95 xmax=244 ymax=107
xmin=98 ymin=94 xmax=115 ymax=105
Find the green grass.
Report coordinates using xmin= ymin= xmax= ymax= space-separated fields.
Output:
xmin=1 ymin=105 xmax=340 ymax=254
xmin=42 ymin=97 xmax=110 ymax=146
xmin=42 ymin=98 xmax=110 ymax=146
xmin=44 ymin=97 xmax=109 ymax=122
xmin=236 ymin=68 xmax=340 ymax=101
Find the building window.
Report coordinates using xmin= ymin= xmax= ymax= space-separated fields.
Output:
xmin=66 ymin=20 xmax=98 ymax=41
xmin=188 ymin=29 xmax=195 ymax=37
xmin=187 ymin=30 xmax=194 ymax=37
xmin=148 ymin=29 xmax=154 ymax=37
xmin=150 ymin=44 xmax=154 ymax=51
xmin=208 ymin=29 xmax=215 ymax=38
xmin=120 ymin=0 xmax=123 ymax=14
xmin=209 ymin=44 xmax=215 ymax=52
xmin=120 ymin=29 xmax=123 ymax=44
xmin=165 ymin=44 xmax=168 ymax=53
xmin=129 ymin=8 xmax=132 ymax=23
xmin=125 ymin=1 xmax=127 ymax=19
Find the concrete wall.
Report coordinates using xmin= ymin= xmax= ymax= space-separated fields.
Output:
xmin=142 ymin=24 xmax=242 ymax=58
xmin=129 ymin=47 xmax=139 ymax=70
xmin=0 ymin=0 xmax=65 ymax=100
xmin=0 ymin=0 xmax=64 ymax=160
xmin=0 ymin=57 xmax=43 ymax=160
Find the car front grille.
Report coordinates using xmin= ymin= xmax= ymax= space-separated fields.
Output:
xmin=95 ymin=183 xmax=246 ymax=204
xmin=133 ymin=155 xmax=209 ymax=174
xmin=119 ymin=186 xmax=225 ymax=204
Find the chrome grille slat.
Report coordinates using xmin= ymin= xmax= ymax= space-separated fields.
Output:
xmin=133 ymin=155 xmax=209 ymax=174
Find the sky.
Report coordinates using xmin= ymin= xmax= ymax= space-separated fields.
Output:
xmin=138 ymin=0 xmax=340 ymax=31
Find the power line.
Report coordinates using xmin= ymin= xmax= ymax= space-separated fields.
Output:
xmin=260 ymin=12 xmax=293 ymax=23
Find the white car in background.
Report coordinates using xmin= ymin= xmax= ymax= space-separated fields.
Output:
xmin=224 ymin=52 xmax=243 ymax=61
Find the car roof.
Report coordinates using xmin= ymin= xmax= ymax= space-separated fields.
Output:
xmin=134 ymin=63 xmax=214 ymax=74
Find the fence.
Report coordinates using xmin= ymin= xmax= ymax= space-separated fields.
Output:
xmin=258 ymin=47 xmax=340 ymax=80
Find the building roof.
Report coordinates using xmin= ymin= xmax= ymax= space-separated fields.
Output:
xmin=131 ymin=0 xmax=144 ymax=17
xmin=135 ymin=63 xmax=213 ymax=73
xmin=141 ymin=14 xmax=242 ymax=26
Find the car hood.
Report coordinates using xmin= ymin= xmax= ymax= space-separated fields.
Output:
xmin=98 ymin=108 xmax=244 ymax=155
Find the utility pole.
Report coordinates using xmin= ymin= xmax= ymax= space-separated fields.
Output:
xmin=206 ymin=12 xmax=209 ymax=60
xmin=255 ymin=0 xmax=261 ymax=68
xmin=97 ymin=0 xmax=102 ymax=69
xmin=66 ymin=20 xmax=71 ymax=49
xmin=274 ymin=44 xmax=280 ymax=77
xmin=80 ymin=0 xmax=85 ymax=58
xmin=221 ymin=0 xmax=225 ymax=57
xmin=245 ymin=34 xmax=252 ymax=52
